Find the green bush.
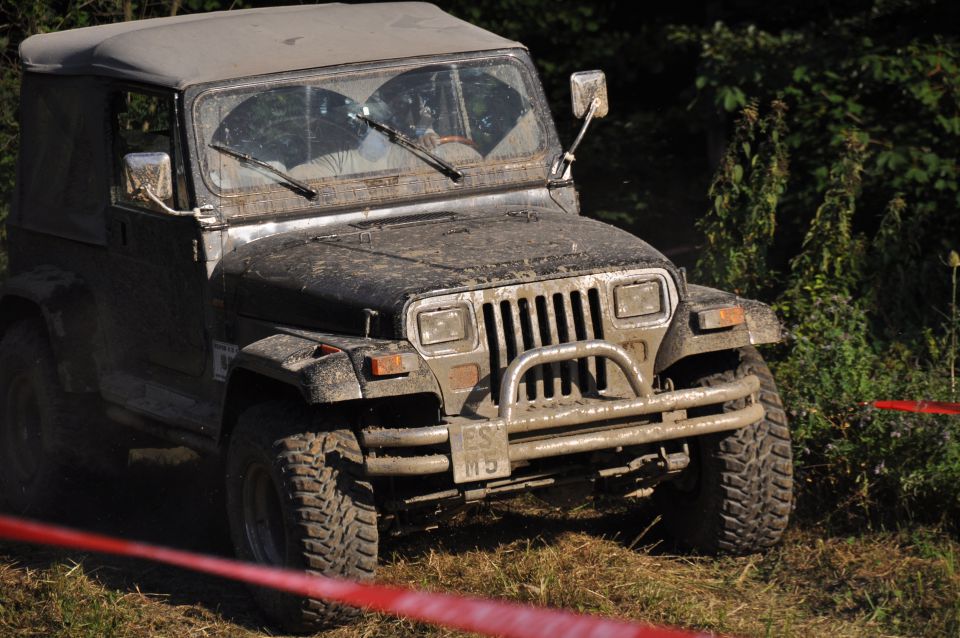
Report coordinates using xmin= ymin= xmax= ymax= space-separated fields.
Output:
xmin=695 ymin=99 xmax=788 ymax=297
xmin=681 ymin=0 xmax=960 ymax=528
xmin=696 ymin=97 xmax=960 ymax=526
xmin=776 ymin=293 xmax=960 ymax=526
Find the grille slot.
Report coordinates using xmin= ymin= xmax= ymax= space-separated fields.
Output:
xmin=588 ymin=288 xmax=608 ymax=390
xmin=483 ymin=287 xmax=606 ymax=405
xmin=553 ymin=293 xmax=573 ymax=396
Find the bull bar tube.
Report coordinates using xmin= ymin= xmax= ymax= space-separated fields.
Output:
xmin=362 ymin=340 xmax=763 ymax=481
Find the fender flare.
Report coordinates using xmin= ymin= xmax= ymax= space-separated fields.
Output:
xmin=0 ymin=266 xmax=102 ymax=392
xmin=655 ymin=284 xmax=782 ymax=373
xmin=226 ymin=332 xmax=441 ymax=406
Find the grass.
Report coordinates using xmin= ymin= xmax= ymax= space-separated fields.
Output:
xmin=0 ymin=558 xmax=263 ymax=637
xmin=1 ymin=492 xmax=958 ymax=638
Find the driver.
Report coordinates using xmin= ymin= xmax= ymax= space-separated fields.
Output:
xmin=383 ymin=91 xmax=440 ymax=148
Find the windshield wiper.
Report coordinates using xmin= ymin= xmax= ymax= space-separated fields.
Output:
xmin=209 ymin=144 xmax=318 ymax=201
xmin=353 ymin=113 xmax=463 ymax=182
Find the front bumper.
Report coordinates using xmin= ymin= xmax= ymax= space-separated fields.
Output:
xmin=361 ymin=340 xmax=762 ymax=483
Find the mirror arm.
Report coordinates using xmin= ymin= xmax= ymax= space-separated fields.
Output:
xmin=568 ymin=98 xmax=600 ymax=158
xmin=551 ymin=97 xmax=600 ymax=181
xmin=138 ymin=186 xmax=215 ymax=220
xmin=139 ymin=185 xmax=182 ymax=215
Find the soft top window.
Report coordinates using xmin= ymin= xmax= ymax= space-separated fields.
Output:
xmin=14 ymin=74 xmax=111 ymax=245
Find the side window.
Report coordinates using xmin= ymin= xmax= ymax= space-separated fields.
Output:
xmin=112 ymin=90 xmax=187 ymax=209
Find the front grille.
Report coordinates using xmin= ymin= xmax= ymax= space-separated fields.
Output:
xmin=483 ymin=288 xmax=607 ymax=404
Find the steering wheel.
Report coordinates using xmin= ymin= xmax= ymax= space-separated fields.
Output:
xmin=435 ymin=135 xmax=478 ymax=149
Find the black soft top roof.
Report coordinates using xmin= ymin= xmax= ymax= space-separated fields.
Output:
xmin=19 ymin=3 xmax=522 ymax=89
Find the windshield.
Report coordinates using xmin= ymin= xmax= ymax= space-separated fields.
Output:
xmin=193 ymin=56 xmax=547 ymax=211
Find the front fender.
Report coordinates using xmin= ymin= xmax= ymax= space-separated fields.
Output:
xmin=0 ymin=266 xmax=102 ymax=392
xmin=655 ymin=284 xmax=782 ymax=373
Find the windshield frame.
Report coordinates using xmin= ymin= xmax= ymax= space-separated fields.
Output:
xmin=184 ymin=49 xmax=559 ymax=219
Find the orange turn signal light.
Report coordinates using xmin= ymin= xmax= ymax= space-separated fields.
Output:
xmin=696 ymin=306 xmax=746 ymax=331
xmin=368 ymin=352 xmax=418 ymax=377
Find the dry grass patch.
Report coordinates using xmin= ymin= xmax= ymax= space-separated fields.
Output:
xmin=0 ymin=559 xmax=252 ymax=638
xmin=331 ymin=498 xmax=960 ymax=638
xmin=764 ymin=527 xmax=960 ymax=635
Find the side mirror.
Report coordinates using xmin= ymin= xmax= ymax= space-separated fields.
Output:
xmin=570 ymin=70 xmax=608 ymax=119
xmin=122 ymin=152 xmax=173 ymax=204
xmin=551 ymin=70 xmax=609 ymax=181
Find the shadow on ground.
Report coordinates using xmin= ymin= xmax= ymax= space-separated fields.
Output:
xmin=0 ymin=450 xmax=665 ymax=633
xmin=383 ymin=496 xmax=666 ymax=562
xmin=0 ymin=451 xmax=264 ymax=630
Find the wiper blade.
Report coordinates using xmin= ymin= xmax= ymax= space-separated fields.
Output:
xmin=209 ymin=144 xmax=318 ymax=201
xmin=353 ymin=113 xmax=463 ymax=182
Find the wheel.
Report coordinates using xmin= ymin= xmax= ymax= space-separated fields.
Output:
xmin=657 ymin=346 xmax=793 ymax=554
xmin=225 ymin=401 xmax=378 ymax=633
xmin=0 ymin=320 xmax=73 ymax=514
xmin=435 ymin=135 xmax=478 ymax=149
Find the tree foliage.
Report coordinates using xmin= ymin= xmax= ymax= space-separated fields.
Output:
xmin=674 ymin=1 xmax=960 ymax=332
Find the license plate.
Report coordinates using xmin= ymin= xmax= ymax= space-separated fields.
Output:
xmin=448 ymin=421 xmax=511 ymax=484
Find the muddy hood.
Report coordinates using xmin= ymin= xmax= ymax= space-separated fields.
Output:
xmin=223 ymin=210 xmax=680 ymax=339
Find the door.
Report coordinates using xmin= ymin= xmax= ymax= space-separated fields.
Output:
xmin=103 ymin=88 xmax=209 ymax=379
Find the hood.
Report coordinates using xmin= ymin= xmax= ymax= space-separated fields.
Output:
xmin=223 ymin=209 xmax=679 ymax=338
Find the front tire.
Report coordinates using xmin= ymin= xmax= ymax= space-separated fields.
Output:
xmin=658 ymin=346 xmax=793 ymax=554
xmin=225 ymin=401 xmax=378 ymax=633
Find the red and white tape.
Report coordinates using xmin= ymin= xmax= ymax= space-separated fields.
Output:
xmin=0 ymin=514 xmax=716 ymax=638
xmin=867 ymin=400 xmax=960 ymax=415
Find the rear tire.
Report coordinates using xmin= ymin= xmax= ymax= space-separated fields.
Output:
xmin=225 ymin=401 xmax=378 ymax=633
xmin=658 ymin=346 xmax=793 ymax=554
xmin=0 ymin=320 xmax=73 ymax=514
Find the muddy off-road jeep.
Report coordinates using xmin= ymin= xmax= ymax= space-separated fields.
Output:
xmin=1 ymin=3 xmax=792 ymax=631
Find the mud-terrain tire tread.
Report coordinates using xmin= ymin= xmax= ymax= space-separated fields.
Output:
xmin=662 ymin=346 xmax=793 ymax=554
xmin=0 ymin=320 xmax=74 ymax=514
xmin=226 ymin=401 xmax=377 ymax=633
